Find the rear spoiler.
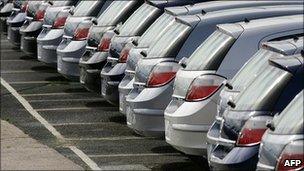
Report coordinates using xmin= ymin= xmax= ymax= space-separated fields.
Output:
xmin=268 ymin=54 xmax=303 ymax=74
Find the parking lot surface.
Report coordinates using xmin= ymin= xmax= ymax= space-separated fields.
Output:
xmin=0 ymin=34 xmax=208 ymax=170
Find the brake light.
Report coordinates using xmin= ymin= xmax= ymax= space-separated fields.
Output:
xmin=276 ymin=141 xmax=304 ymax=171
xmin=186 ymin=75 xmax=225 ymax=101
xmin=53 ymin=17 xmax=67 ymax=29
xmin=74 ymin=27 xmax=90 ymax=41
xmin=119 ymin=47 xmax=131 ymax=63
xmin=236 ymin=116 xmax=270 ymax=147
xmin=35 ymin=10 xmax=45 ymax=21
xmin=21 ymin=2 xmax=28 ymax=12
xmin=147 ymin=62 xmax=180 ymax=88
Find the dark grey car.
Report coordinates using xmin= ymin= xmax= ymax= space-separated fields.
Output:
xmin=257 ymin=91 xmax=303 ymax=171
xmin=207 ymin=54 xmax=303 ymax=170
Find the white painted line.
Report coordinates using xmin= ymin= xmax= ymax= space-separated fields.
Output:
xmin=88 ymin=153 xmax=180 ymax=158
xmin=65 ymin=136 xmax=146 ymax=141
xmin=28 ymin=98 xmax=104 ymax=103
xmin=1 ymin=59 xmax=29 ymax=62
xmin=69 ymin=146 xmax=101 ymax=170
xmin=7 ymin=81 xmax=69 ymax=84
xmin=1 ymin=70 xmax=37 ymax=74
xmin=35 ymin=106 xmax=115 ymax=112
xmin=52 ymin=122 xmax=108 ymax=126
xmin=1 ymin=78 xmax=64 ymax=140
xmin=21 ymin=92 xmax=90 ymax=97
xmin=99 ymin=164 xmax=150 ymax=171
xmin=1 ymin=78 xmax=102 ymax=171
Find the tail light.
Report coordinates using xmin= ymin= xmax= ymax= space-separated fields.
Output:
xmin=236 ymin=116 xmax=271 ymax=147
xmin=74 ymin=26 xmax=90 ymax=41
xmin=186 ymin=75 xmax=225 ymax=102
xmin=21 ymin=2 xmax=28 ymax=12
xmin=276 ymin=140 xmax=304 ymax=171
xmin=119 ymin=46 xmax=131 ymax=63
xmin=35 ymin=10 xmax=45 ymax=21
xmin=147 ymin=62 xmax=180 ymax=88
xmin=98 ymin=37 xmax=111 ymax=52
xmin=53 ymin=17 xmax=67 ymax=29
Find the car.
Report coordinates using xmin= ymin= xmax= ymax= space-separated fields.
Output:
xmin=80 ymin=0 xmax=209 ymax=95
xmin=56 ymin=0 xmax=145 ymax=80
xmin=167 ymin=36 xmax=304 ymax=157
xmin=37 ymin=0 xmax=108 ymax=67
xmin=0 ymin=0 xmax=13 ymax=33
xmin=119 ymin=1 xmax=304 ymax=116
xmin=99 ymin=1 xmax=302 ymax=105
xmin=19 ymin=0 xmax=81 ymax=57
xmin=7 ymin=0 xmax=29 ymax=46
xmin=257 ymin=91 xmax=303 ymax=171
xmin=125 ymin=8 xmax=304 ymax=138
xmin=207 ymin=53 xmax=303 ymax=170
xmin=215 ymin=37 xmax=303 ymax=134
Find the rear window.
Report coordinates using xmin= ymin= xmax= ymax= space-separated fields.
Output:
xmin=185 ymin=30 xmax=235 ymax=71
xmin=146 ymin=21 xmax=192 ymax=58
xmin=137 ymin=13 xmax=175 ymax=47
xmin=52 ymin=1 xmax=68 ymax=6
xmin=272 ymin=93 xmax=303 ymax=134
xmin=96 ymin=1 xmax=131 ymax=26
xmin=234 ymin=66 xmax=292 ymax=111
xmin=230 ymin=49 xmax=284 ymax=90
xmin=118 ymin=4 xmax=159 ymax=36
xmin=73 ymin=1 xmax=98 ymax=16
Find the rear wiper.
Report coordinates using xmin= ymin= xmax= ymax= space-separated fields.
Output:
xmin=225 ymin=82 xmax=233 ymax=90
xmin=266 ymin=120 xmax=275 ymax=131
xmin=227 ymin=100 xmax=236 ymax=108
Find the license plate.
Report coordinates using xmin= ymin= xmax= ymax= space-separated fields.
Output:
xmin=119 ymin=93 xmax=125 ymax=111
xmin=80 ymin=68 xmax=87 ymax=84
xmin=165 ymin=120 xmax=171 ymax=138
xmin=101 ymin=78 xmax=107 ymax=95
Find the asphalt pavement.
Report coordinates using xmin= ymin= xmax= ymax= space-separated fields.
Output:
xmin=0 ymin=33 xmax=209 ymax=170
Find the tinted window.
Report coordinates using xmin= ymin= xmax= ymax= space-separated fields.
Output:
xmin=137 ymin=13 xmax=175 ymax=47
xmin=53 ymin=1 xmax=68 ymax=6
xmin=119 ymin=4 xmax=158 ymax=36
xmin=185 ymin=30 xmax=235 ymax=71
xmin=97 ymin=1 xmax=131 ymax=26
xmin=273 ymin=92 xmax=303 ymax=134
xmin=230 ymin=49 xmax=283 ymax=90
xmin=146 ymin=21 xmax=191 ymax=58
xmin=73 ymin=1 xmax=98 ymax=16
xmin=234 ymin=66 xmax=292 ymax=111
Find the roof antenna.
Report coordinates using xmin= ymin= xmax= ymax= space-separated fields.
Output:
xmin=293 ymin=36 xmax=299 ymax=42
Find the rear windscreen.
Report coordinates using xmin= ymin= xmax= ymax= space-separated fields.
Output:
xmin=230 ymin=49 xmax=283 ymax=90
xmin=118 ymin=3 xmax=159 ymax=36
xmin=73 ymin=1 xmax=98 ymax=16
xmin=146 ymin=21 xmax=191 ymax=58
xmin=96 ymin=1 xmax=132 ymax=26
xmin=234 ymin=66 xmax=292 ymax=111
xmin=185 ymin=30 xmax=235 ymax=71
xmin=272 ymin=93 xmax=303 ymax=134
xmin=137 ymin=13 xmax=175 ymax=47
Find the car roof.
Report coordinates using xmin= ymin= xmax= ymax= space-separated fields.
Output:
xmin=218 ymin=14 xmax=303 ymax=37
xmin=263 ymin=37 xmax=304 ymax=55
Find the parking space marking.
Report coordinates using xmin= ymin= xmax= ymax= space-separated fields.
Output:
xmin=99 ymin=164 xmax=150 ymax=171
xmin=28 ymin=98 xmax=104 ymax=103
xmin=52 ymin=122 xmax=112 ymax=126
xmin=88 ymin=153 xmax=180 ymax=158
xmin=21 ymin=92 xmax=90 ymax=96
xmin=1 ymin=59 xmax=30 ymax=62
xmin=1 ymin=77 xmax=102 ymax=170
xmin=65 ymin=136 xmax=146 ymax=141
xmin=35 ymin=106 xmax=116 ymax=112
xmin=7 ymin=81 xmax=69 ymax=84
xmin=1 ymin=70 xmax=37 ymax=74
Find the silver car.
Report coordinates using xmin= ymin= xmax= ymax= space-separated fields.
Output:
xmin=100 ymin=1 xmax=302 ymax=106
xmin=57 ymin=0 xmax=144 ymax=80
xmin=37 ymin=0 xmax=108 ymax=67
xmin=0 ymin=0 xmax=13 ymax=33
xmin=126 ymin=8 xmax=304 ymax=138
xmin=207 ymin=54 xmax=303 ymax=170
xmin=257 ymin=91 xmax=303 ymax=171
xmin=166 ymin=36 xmax=303 ymax=157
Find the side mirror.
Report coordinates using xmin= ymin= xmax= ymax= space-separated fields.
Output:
xmin=179 ymin=57 xmax=188 ymax=68
xmin=91 ymin=18 xmax=98 ymax=25
xmin=69 ymin=6 xmax=75 ymax=15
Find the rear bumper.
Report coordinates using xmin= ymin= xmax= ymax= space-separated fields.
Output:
xmin=20 ymin=34 xmax=37 ymax=57
xmin=101 ymin=62 xmax=126 ymax=105
xmin=37 ymin=28 xmax=64 ymax=66
xmin=7 ymin=26 xmax=20 ymax=46
xmin=118 ymin=73 xmax=135 ymax=115
xmin=57 ymin=39 xmax=87 ymax=78
xmin=126 ymin=83 xmax=173 ymax=137
xmin=0 ymin=17 xmax=7 ymax=33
